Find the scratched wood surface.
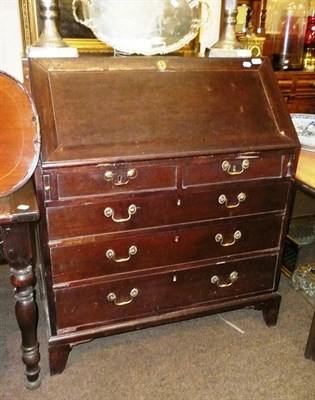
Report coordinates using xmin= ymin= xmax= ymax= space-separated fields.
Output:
xmin=0 ymin=180 xmax=39 ymax=224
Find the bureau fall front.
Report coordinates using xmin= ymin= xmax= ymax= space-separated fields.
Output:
xmin=27 ymin=56 xmax=299 ymax=374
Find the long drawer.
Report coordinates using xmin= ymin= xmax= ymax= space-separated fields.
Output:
xmin=47 ymin=181 xmax=289 ymax=240
xmin=51 ymin=214 xmax=283 ymax=283
xmin=54 ymin=254 xmax=278 ymax=332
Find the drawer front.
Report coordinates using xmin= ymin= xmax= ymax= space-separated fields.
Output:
xmin=51 ymin=215 xmax=283 ymax=283
xmin=277 ymin=79 xmax=292 ymax=95
xmin=54 ymin=254 xmax=278 ymax=331
xmin=55 ymin=162 xmax=177 ymax=199
xmin=295 ymin=78 xmax=315 ymax=95
xmin=47 ymin=181 xmax=288 ymax=240
xmin=183 ymin=153 xmax=285 ymax=187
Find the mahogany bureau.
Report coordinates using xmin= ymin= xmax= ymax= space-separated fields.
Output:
xmin=27 ymin=56 xmax=299 ymax=375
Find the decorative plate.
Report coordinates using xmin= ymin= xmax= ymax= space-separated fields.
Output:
xmin=291 ymin=113 xmax=315 ymax=152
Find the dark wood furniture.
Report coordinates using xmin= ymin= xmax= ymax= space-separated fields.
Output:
xmin=276 ymin=71 xmax=315 ymax=114
xmin=27 ymin=55 xmax=299 ymax=375
xmin=0 ymin=72 xmax=41 ymax=388
xmin=0 ymin=181 xmax=41 ymax=388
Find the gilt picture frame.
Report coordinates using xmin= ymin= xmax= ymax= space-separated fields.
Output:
xmin=19 ymin=0 xmax=112 ymax=53
xmin=18 ymin=0 xmax=199 ymax=54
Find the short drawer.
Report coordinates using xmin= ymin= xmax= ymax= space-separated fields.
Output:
xmin=53 ymin=161 xmax=177 ymax=199
xmin=54 ymin=254 xmax=278 ymax=332
xmin=47 ymin=181 xmax=289 ymax=240
xmin=182 ymin=152 xmax=286 ymax=187
xmin=51 ymin=214 xmax=283 ymax=283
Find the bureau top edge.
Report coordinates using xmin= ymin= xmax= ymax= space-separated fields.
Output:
xmin=28 ymin=55 xmax=299 ymax=165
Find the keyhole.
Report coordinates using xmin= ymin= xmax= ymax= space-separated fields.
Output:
xmin=118 ymin=175 xmax=122 ymax=183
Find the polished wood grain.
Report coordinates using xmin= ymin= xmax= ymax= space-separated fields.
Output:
xmin=0 ymin=72 xmax=40 ymax=197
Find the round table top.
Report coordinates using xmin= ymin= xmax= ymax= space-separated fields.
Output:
xmin=0 ymin=72 xmax=40 ymax=197
xmin=296 ymin=150 xmax=315 ymax=194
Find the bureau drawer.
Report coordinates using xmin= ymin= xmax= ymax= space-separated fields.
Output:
xmin=54 ymin=254 xmax=278 ymax=332
xmin=183 ymin=152 xmax=286 ymax=187
xmin=51 ymin=214 xmax=283 ymax=283
xmin=54 ymin=162 xmax=177 ymax=199
xmin=47 ymin=181 xmax=289 ymax=240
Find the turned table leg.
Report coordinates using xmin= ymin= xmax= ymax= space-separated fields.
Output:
xmin=2 ymin=222 xmax=41 ymax=389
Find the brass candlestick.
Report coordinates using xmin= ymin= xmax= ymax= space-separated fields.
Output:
xmin=209 ymin=0 xmax=251 ymax=57
xmin=27 ymin=0 xmax=78 ymax=57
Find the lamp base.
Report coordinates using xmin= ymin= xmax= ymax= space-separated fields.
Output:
xmin=208 ymin=47 xmax=251 ymax=58
xmin=27 ymin=46 xmax=78 ymax=58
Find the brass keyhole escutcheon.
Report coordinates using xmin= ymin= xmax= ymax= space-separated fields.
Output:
xmin=222 ymin=159 xmax=249 ymax=175
xmin=104 ymin=168 xmax=137 ymax=186
xmin=157 ymin=60 xmax=167 ymax=71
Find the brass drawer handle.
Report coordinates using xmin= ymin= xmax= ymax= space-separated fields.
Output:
xmin=222 ymin=159 xmax=249 ymax=175
xmin=106 ymin=245 xmax=137 ymax=263
xmin=218 ymin=192 xmax=246 ymax=208
xmin=310 ymin=82 xmax=315 ymax=89
xmin=211 ymin=271 xmax=238 ymax=287
xmin=215 ymin=230 xmax=241 ymax=246
xmin=104 ymin=204 xmax=137 ymax=223
xmin=107 ymin=288 xmax=139 ymax=306
xmin=104 ymin=168 xmax=137 ymax=186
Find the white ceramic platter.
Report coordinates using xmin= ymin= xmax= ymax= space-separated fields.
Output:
xmin=291 ymin=113 xmax=315 ymax=152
